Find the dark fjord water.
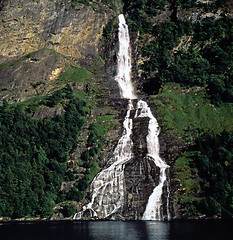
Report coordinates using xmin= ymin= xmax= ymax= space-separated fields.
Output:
xmin=0 ymin=220 xmax=232 ymax=240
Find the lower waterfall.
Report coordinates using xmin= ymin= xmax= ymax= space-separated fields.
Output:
xmin=73 ymin=14 xmax=170 ymax=221
xmin=135 ymin=100 xmax=170 ymax=221
xmin=73 ymin=101 xmax=134 ymax=219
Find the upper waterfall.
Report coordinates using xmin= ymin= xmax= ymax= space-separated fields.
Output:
xmin=115 ymin=14 xmax=137 ymax=99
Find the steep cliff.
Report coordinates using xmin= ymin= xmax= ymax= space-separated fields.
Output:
xmin=0 ymin=0 xmax=118 ymax=61
xmin=0 ymin=0 xmax=122 ymax=103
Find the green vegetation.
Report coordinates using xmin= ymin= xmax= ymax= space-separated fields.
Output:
xmin=0 ymin=86 xmax=89 ymax=217
xmin=103 ymin=19 xmax=115 ymax=40
xmin=141 ymin=16 xmax=233 ymax=105
xmin=194 ymin=132 xmax=233 ymax=217
xmin=123 ymin=0 xmax=167 ymax=33
xmin=0 ymin=77 xmax=113 ymax=218
xmin=0 ymin=86 xmax=87 ymax=218
xmin=58 ymin=202 xmax=76 ymax=218
xmin=0 ymin=45 xmax=117 ymax=218
xmin=123 ymin=1 xmax=233 ymax=105
xmin=153 ymin=83 xmax=233 ymax=142
xmin=174 ymin=154 xmax=201 ymax=216
xmin=78 ymin=114 xmax=116 ymax=188
xmin=154 ymin=83 xmax=233 ymax=217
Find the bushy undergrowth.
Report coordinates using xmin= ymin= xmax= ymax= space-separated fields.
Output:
xmin=175 ymin=132 xmax=233 ymax=218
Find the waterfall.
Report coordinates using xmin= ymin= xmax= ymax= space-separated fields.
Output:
xmin=115 ymin=14 xmax=170 ymax=221
xmin=73 ymin=14 xmax=135 ymax=220
xmin=73 ymin=14 xmax=170 ymax=221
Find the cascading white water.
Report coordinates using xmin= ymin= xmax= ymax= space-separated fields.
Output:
xmin=115 ymin=14 xmax=137 ymax=100
xmin=116 ymin=15 xmax=170 ymax=221
xmin=73 ymin=100 xmax=134 ymax=219
xmin=73 ymin=14 xmax=170 ymax=221
xmin=134 ymin=100 xmax=170 ymax=220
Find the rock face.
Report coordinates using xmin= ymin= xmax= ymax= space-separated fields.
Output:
xmin=0 ymin=0 xmax=116 ymax=62
xmin=0 ymin=48 xmax=72 ymax=103
xmin=123 ymin=116 xmax=160 ymax=220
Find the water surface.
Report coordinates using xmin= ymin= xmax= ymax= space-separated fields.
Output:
xmin=0 ymin=220 xmax=232 ymax=240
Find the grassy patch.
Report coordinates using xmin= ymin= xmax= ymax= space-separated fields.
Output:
xmin=96 ymin=115 xmax=116 ymax=133
xmin=58 ymin=65 xmax=92 ymax=84
xmin=153 ymin=83 xmax=233 ymax=142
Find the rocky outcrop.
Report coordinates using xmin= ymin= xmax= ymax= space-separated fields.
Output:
xmin=32 ymin=105 xmax=64 ymax=119
xmin=0 ymin=48 xmax=74 ymax=103
xmin=0 ymin=0 xmax=120 ymax=62
xmin=0 ymin=0 xmax=123 ymax=103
